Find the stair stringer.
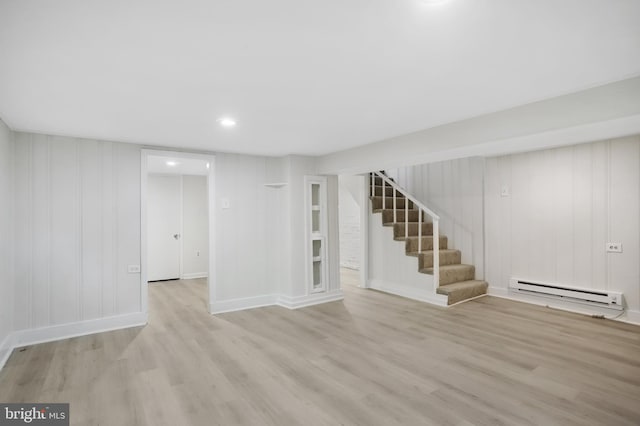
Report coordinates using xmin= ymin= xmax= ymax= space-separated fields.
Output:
xmin=367 ymin=211 xmax=448 ymax=307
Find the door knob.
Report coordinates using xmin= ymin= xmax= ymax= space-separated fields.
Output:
xmin=173 ymin=234 xmax=180 ymax=240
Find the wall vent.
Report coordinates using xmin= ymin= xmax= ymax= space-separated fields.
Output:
xmin=509 ymin=279 xmax=623 ymax=310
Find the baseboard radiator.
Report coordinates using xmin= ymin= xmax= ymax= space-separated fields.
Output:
xmin=509 ymin=278 xmax=623 ymax=310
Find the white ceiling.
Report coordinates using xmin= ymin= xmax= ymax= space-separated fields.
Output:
xmin=1 ymin=0 xmax=639 ymax=157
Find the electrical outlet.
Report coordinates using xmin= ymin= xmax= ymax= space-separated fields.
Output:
xmin=221 ymin=198 xmax=230 ymax=209
xmin=606 ymin=243 xmax=622 ymax=253
xmin=196 ymin=251 xmax=200 ymax=257
xmin=128 ymin=264 xmax=141 ymax=273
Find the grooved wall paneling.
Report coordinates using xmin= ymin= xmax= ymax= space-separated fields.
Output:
xmin=391 ymin=157 xmax=485 ymax=279
xmin=0 ymin=119 xmax=14 ymax=352
xmin=214 ymin=153 xmax=271 ymax=301
xmin=338 ymin=176 xmax=361 ymax=270
xmin=12 ymin=133 xmax=141 ymax=330
xmin=485 ymin=136 xmax=640 ymax=314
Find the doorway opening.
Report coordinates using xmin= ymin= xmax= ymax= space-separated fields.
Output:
xmin=141 ymin=150 xmax=216 ymax=317
xmin=338 ymin=174 xmax=367 ymax=289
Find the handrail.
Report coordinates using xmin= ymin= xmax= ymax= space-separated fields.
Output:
xmin=373 ymin=172 xmax=440 ymax=220
xmin=371 ymin=171 xmax=440 ymax=288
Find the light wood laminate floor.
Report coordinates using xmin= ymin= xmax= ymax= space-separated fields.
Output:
xmin=1 ymin=269 xmax=639 ymax=425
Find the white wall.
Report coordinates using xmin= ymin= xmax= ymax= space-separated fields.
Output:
xmin=367 ymin=211 xmax=446 ymax=305
xmin=338 ymin=175 xmax=361 ymax=269
xmin=265 ymin=156 xmax=290 ymax=298
xmin=213 ymin=153 xmax=272 ymax=302
xmin=12 ymin=133 xmax=142 ymax=330
xmin=210 ymin=154 xmax=342 ymax=312
xmin=285 ymin=156 xmax=341 ymax=299
xmin=286 ymin=156 xmax=318 ymax=298
xmin=7 ymin=133 xmax=342 ymax=326
xmin=369 ymin=139 xmax=640 ymax=322
xmin=182 ymin=175 xmax=208 ymax=278
xmin=390 ymin=157 xmax=485 ymax=279
xmin=326 ymin=175 xmax=341 ymax=298
xmin=0 ymin=118 xmax=14 ymax=364
xmin=485 ymin=136 xmax=640 ymax=322
xmin=319 ymin=76 xmax=640 ymax=175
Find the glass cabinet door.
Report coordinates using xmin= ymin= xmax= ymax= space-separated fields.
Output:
xmin=312 ymin=238 xmax=323 ymax=291
xmin=306 ymin=176 xmax=328 ymax=293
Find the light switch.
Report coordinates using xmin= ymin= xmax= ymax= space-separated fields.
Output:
xmin=221 ymin=198 xmax=230 ymax=209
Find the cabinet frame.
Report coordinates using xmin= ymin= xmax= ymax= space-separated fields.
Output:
xmin=304 ymin=176 xmax=329 ymax=294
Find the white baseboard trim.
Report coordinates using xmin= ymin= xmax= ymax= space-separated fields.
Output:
xmin=0 ymin=312 xmax=147 ymax=371
xmin=13 ymin=312 xmax=148 ymax=349
xmin=277 ymin=290 xmax=344 ymax=310
xmin=210 ymin=294 xmax=278 ymax=314
xmin=448 ymin=293 xmax=487 ymax=307
xmin=339 ymin=263 xmax=360 ymax=271
xmin=210 ymin=291 xmax=345 ymax=314
xmin=623 ymin=310 xmax=640 ymax=325
xmin=488 ymin=286 xmax=640 ymax=326
xmin=0 ymin=333 xmax=15 ymax=372
xmin=368 ymin=279 xmax=448 ymax=307
xmin=182 ymin=272 xmax=208 ymax=280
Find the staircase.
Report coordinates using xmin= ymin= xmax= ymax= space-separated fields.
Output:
xmin=370 ymin=173 xmax=488 ymax=305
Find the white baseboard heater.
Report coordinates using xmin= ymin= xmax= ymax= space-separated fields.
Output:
xmin=509 ymin=278 xmax=623 ymax=310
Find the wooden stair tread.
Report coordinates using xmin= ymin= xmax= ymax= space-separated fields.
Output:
xmin=373 ymin=208 xmax=418 ymax=213
xmin=437 ymin=279 xmax=488 ymax=290
xmin=436 ymin=280 xmax=488 ymax=305
xmin=417 ymin=249 xmax=460 ymax=255
xmin=420 ymin=264 xmax=474 ymax=274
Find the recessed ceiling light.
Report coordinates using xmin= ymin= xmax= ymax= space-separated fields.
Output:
xmin=206 ymin=162 xmax=210 ymax=169
xmin=217 ymin=117 xmax=237 ymax=128
xmin=166 ymin=161 xmax=178 ymax=167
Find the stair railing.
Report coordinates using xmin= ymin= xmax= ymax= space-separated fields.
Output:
xmin=371 ymin=172 xmax=440 ymax=288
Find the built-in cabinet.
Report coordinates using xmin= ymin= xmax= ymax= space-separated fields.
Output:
xmin=305 ymin=176 xmax=329 ymax=293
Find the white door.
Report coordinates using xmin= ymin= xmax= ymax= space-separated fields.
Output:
xmin=147 ymin=175 xmax=181 ymax=281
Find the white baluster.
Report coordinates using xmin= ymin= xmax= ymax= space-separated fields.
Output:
xmin=433 ymin=219 xmax=439 ymax=287
xmin=418 ymin=209 xmax=422 ymax=254
xmin=405 ymin=198 xmax=408 ymax=239
xmin=393 ymin=188 xmax=397 ymax=223
xmin=382 ymin=175 xmax=386 ymax=210
xmin=370 ymin=173 xmax=374 ymax=197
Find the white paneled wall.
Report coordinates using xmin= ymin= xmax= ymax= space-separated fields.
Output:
xmin=287 ymin=155 xmax=319 ymax=298
xmin=12 ymin=133 xmax=141 ymax=330
xmin=326 ymin=175 xmax=342 ymax=296
xmin=211 ymin=154 xmax=342 ymax=311
xmin=368 ymin=212 xmax=441 ymax=302
xmin=338 ymin=176 xmax=360 ymax=269
xmin=281 ymin=156 xmax=341 ymax=304
xmin=391 ymin=157 xmax=485 ymax=279
xmin=0 ymin=119 xmax=14 ymax=362
xmin=265 ymin=157 xmax=290 ymax=297
xmin=214 ymin=153 xmax=271 ymax=301
xmin=485 ymin=136 xmax=640 ymax=318
xmin=1 ymin=129 xmax=346 ymax=346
